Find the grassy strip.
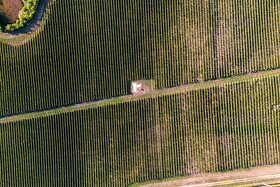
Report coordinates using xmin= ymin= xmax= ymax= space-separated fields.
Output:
xmin=1 ymin=68 xmax=280 ymax=124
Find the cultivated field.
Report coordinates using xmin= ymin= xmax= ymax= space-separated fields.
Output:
xmin=0 ymin=0 xmax=279 ymax=116
xmin=1 ymin=0 xmax=280 ymax=186
xmin=1 ymin=72 xmax=280 ymax=186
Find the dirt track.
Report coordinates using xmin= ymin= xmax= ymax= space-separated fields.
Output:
xmin=1 ymin=68 xmax=280 ymax=124
xmin=139 ymin=165 xmax=280 ymax=187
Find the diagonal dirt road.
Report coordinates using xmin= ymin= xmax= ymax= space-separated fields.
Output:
xmin=1 ymin=68 xmax=280 ymax=124
xmin=183 ymin=174 xmax=280 ymax=187
xmin=138 ymin=165 xmax=280 ymax=187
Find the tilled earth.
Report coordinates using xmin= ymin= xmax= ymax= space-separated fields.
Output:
xmin=0 ymin=0 xmax=23 ymax=24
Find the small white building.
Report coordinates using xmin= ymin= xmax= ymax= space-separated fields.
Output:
xmin=130 ymin=80 xmax=155 ymax=95
xmin=131 ymin=82 xmax=143 ymax=94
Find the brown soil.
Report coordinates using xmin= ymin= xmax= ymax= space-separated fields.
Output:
xmin=139 ymin=165 xmax=280 ymax=187
xmin=0 ymin=0 xmax=23 ymax=24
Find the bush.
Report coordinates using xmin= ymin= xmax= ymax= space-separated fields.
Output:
xmin=3 ymin=0 xmax=39 ymax=32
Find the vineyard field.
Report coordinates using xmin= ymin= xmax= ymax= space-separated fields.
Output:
xmin=1 ymin=73 xmax=280 ymax=186
xmin=0 ymin=0 xmax=279 ymax=116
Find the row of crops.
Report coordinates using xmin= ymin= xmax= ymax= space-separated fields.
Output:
xmin=0 ymin=0 xmax=279 ymax=116
xmin=1 ymin=74 xmax=280 ymax=186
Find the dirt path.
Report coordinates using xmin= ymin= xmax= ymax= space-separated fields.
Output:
xmin=1 ymin=68 xmax=280 ymax=124
xmin=138 ymin=165 xmax=280 ymax=187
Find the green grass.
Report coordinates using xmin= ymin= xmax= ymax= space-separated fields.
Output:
xmin=0 ymin=0 xmax=279 ymax=116
xmin=1 ymin=73 xmax=280 ymax=186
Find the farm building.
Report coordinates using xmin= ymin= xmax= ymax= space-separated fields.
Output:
xmin=130 ymin=80 xmax=155 ymax=95
xmin=131 ymin=81 xmax=145 ymax=94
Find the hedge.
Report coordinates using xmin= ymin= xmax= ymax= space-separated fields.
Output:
xmin=1 ymin=0 xmax=39 ymax=32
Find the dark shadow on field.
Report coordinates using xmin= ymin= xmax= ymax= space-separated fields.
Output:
xmin=0 ymin=100 xmax=162 ymax=186
xmin=0 ymin=112 xmax=86 ymax=186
